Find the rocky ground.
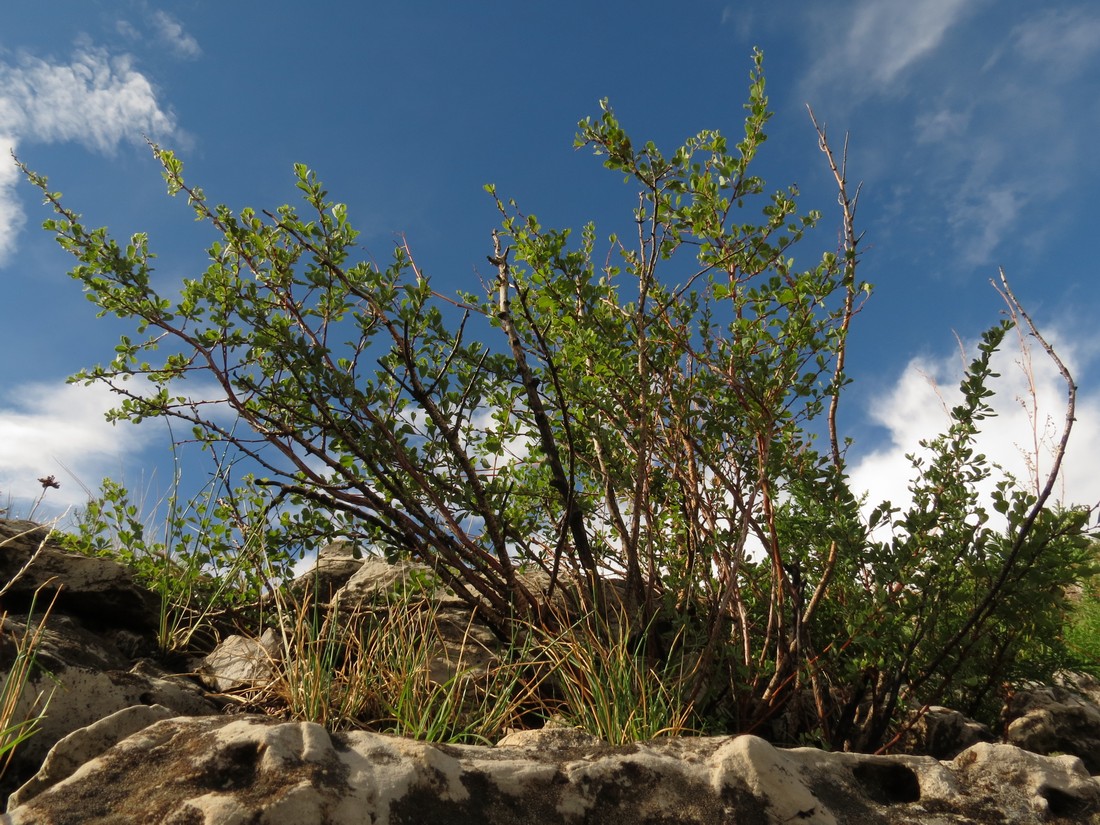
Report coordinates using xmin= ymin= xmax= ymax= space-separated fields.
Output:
xmin=2 ymin=518 xmax=1099 ymax=824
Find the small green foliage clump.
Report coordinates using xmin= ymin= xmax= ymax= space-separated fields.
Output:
xmin=21 ymin=48 xmax=1096 ymax=748
xmin=1064 ymin=550 xmax=1100 ymax=674
xmin=60 ymin=470 xmax=295 ymax=652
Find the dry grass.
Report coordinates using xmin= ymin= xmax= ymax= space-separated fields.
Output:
xmin=0 ymin=584 xmax=59 ymax=779
xmin=235 ymin=583 xmax=549 ymax=744
xmin=533 ymin=605 xmax=700 ymax=744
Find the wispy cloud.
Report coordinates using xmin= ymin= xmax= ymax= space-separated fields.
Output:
xmin=1002 ymin=7 xmax=1100 ymax=78
xmin=914 ymin=106 xmax=970 ymax=144
xmin=115 ymin=20 xmax=140 ymax=42
xmin=0 ymin=46 xmax=178 ymax=265
xmin=150 ymin=11 xmax=202 ymax=60
xmin=116 ymin=7 xmax=202 ymax=61
xmin=917 ymin=7 xmax=1099 ymax=268
xmin=809 ymin=4 xmax=1100 ymax=271
xmin=802 ymin=0 xmax=974 ymax=102
xmin=949 ymin=185 xmax=1024 ymax=267
xmin=848 ymin=0 xmax=971 ymax=88
xmin=720 ymin=5 xmax=758 ymax=41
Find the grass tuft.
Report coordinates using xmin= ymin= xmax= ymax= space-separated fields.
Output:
xmin=534 ymin=605 xmax=699 ymax=745
xmin=239 ymin=578 xmax=546 ymax=744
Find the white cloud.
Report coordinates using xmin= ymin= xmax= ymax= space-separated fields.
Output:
xmin=0 ymin=380 xmax=161 ymax=514
xmin=850 ymin=324 xmax=1100 ymax=529
xmin=803 ymin=0 xmax=973 ymax=101
xmin=0 ymin=372 xmax=239 ymax=521
xmin=0 ymin=49 xmax=176 ymax=152
xmin=116 ymin=8 xmax=202 ymax=60
xmin=150 ymin=11 xmax=202 ymax=60
xmin=720 ymin=4 xmax=758 ymax=41
xmin=115 ymin=20 xmax=141 ymax=41
xmin=865 ymin=5 xmax=1099 ymax=270
xmin=0 ymin=46 xmax=178 ymax=265
xmin=0 ymin=135 xmax=25 ymax=263
xmin=849 ymin=0 xmax=970 ymax=87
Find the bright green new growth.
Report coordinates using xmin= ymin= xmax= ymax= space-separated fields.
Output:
xmin=58 ymin=460 xmax=286 ymax=653
xmin=21 ymin=49 xmax=1096 ymax=749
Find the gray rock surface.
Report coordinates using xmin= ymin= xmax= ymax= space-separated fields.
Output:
xmin=4 ymin=715 xmax=1099 ymax=824
xmin=5 ymin=643 xmax=216 ymax=777
xmin=897 ymin=704 xmax=995 ymax=759
xmin=0 ymin=520 xmax=157 ymax=628
xmin=336 ymin=556 xmax=463 ymax=608
xmin=332 ymin=556 xmax=502 ymax=684
xmin=290 ymin=540 xmax=366 ymax=604
xmin=6 ymin=704 xmax=177 ymax=810
xmin=0 ymin=521 xmax=220 ymax=800
xmin=1005 ymin=672 xmax=1100 ymax=772
xmin=198 ymin=628 xmax=282 ymax=693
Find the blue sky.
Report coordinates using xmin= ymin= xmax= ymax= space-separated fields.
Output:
xmin=2 ymin=1 xmax=1098 ymax=524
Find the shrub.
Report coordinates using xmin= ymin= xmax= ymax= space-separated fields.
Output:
xmin=21 ymin=49 xmax=1093 ymax=748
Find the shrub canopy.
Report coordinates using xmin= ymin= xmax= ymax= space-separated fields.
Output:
xmin=24 ymin=49 xmax=1096 ymax=749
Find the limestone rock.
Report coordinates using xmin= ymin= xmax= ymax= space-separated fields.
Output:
xmin=5 ymin=716 xmax=1100 ymax=824
xmin=336 ymin=556 xmax=465 ymax=609
xmin=331 ymin=556 xmax=501 ymax=685
xmin=0 ymin=520 xmax=220 ymax=802
xmin=0 ymin=520 xmax=158 ymax=630
xmin=198 ymin=628 xmax=282 ymax=692
xmin=896 ymin=704 xmax=995 ymax=759
xmin=289 ymin=540 xmax=365 ymax=604
xmin=1004 ymin=673 xmax=1100 ymax=772
xmin=7 ymin=704 xmax=177 ymax=810
xmin=0 ymin=617 xmax=218 ymax=801
xmin=5 ymin=525 xmax=1100 ymax=824
xmin=496 ymin=722 xmax=607 ymax=753
xmin=951 ymin=742 xmax=1100 ymax=821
